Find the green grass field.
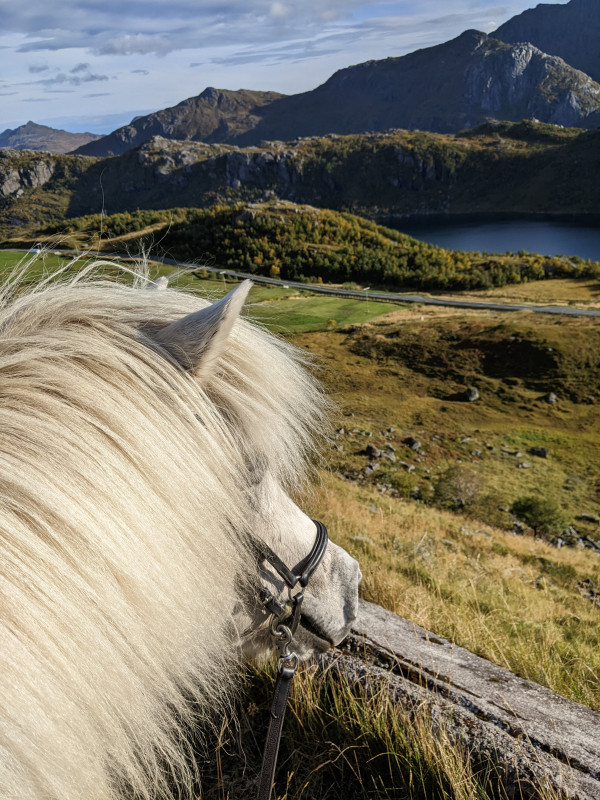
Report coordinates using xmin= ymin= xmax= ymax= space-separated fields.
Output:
xmin=0 ymin=251 xmax=401 ymax=331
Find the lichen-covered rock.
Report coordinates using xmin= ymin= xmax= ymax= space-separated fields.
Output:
xmin=0 ymin=157 xmax=55 ymax=200
xmin=320 ymin=600 xmax=600 ymax=800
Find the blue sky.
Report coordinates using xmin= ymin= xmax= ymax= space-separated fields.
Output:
xmin=0 ymin=0 xmax=567 ymax=134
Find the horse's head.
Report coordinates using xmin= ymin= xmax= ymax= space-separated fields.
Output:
xmin=154 ymin=279 xmax=361 ymax=662
xmin=0 ymin=269 xmax=360 ymax=800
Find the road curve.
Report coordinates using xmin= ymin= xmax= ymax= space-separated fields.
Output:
xmin=4 ymin=248 xmax=600 ymax=318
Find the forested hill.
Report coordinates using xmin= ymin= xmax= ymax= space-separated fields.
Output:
xmin=1 ymin=121 xmax=599 ymax=238
xmin=9 ymin=202 xmax=599 ymax=292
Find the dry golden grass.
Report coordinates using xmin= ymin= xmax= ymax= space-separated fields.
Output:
xmin=432 ymin=278 xmax=600 ymax=308
xmin=205 ymin=659 xmax=562 ymax=800
xmin=303 ymin=473 xmax=600 ymax=711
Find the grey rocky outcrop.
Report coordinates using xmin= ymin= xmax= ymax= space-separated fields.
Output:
xmin=494 ymin=0 xmax=600 ymax=85
xmin=464 ymin=37 xmax=600 ymax=128
xmin=0 ymin=154 xmax=55 ymax=200
xmin=320 ymin=600 xmax=600 ymax=800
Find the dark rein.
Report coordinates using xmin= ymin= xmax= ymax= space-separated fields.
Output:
xmin=253 ymin=520 xmax=329 ymax=800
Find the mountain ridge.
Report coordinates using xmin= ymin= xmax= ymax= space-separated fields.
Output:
xmin=494 ymin=0 xmax=600 ymax=84
xmin=73 ymin=88 xmax=285 ymax=157
xmin=73 ymin=30 xmax=600 ymax=158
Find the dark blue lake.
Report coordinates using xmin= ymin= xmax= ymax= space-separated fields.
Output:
xmin=387 ymin=217 xmax=600 ymax=261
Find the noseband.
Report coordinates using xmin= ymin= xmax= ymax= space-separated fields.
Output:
xmin=253 ymin=520 xmax=329 ymax=800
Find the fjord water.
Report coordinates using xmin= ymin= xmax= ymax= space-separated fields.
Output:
xmin=392 ymin=217 xmax=600 ymax=261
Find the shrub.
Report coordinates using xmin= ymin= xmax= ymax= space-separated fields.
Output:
xmin=510 ymin=495 xmax=570 ymax=537
xmin=433 ymin=466 xmax=484 ymax=510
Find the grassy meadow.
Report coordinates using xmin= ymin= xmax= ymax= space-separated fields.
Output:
xmin=0 ymin=250 xmax=598 ymax=798
xmin=200 ymin=275 xmax=600 ymax=798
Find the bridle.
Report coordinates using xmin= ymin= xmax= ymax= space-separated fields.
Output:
xmin=252 ymin=520 xmax=329 ymax=800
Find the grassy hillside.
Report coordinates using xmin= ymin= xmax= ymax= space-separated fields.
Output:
xmin=7 ymin=201 xmax=600 ymax=292
xmin=313 ymin=310 xmax=600 ymax=531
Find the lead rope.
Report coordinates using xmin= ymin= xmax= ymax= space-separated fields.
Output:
xmin=256 ymin=638 xmax=299 ymax=800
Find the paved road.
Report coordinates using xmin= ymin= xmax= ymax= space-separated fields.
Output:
xmin=5 ymin=248 xmax=600 ymax=318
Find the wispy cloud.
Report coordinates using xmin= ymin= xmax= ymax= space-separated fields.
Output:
xmin=33 ymin=70 xmax=110 ymax=88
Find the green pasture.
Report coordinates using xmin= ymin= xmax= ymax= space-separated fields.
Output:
xmin=0 ymin=252 xmax=401 ymax=333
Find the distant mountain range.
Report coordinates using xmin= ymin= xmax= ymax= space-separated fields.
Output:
xmin=75 ymin=26 xmax=600 ymax=157
xmin=2 ymin=0 xmax=599 ymax=159
xmin=0 ymin=121 xmax=100 ymax=154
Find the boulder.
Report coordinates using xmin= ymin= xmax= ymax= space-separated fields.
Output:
xmin=529 ymin=446 xmax=548 ymax=458
xmin=462 ymin=386 xmax=480 ymax=402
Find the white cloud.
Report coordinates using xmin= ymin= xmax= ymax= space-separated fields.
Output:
xmin=95 ymin=34 xmax=172 ymax=56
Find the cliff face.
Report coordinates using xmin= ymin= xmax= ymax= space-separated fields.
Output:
xmin=494 ymin=0 xmax=600 ymax=84
xmin=462 ymin=36 xmax=600 ymax=128
xmin=0 ymin=150 xmax=56 ymax=200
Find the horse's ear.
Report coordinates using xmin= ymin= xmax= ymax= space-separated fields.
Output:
xmin=155 ymin=280 xmax=252 ymax=381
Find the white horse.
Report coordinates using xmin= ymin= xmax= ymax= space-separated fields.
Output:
xmin=0 ymin=267 xmax=360 ymax=800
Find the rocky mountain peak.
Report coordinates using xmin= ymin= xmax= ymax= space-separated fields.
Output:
xmin=494 ymin=0 xmax=600 ymax=83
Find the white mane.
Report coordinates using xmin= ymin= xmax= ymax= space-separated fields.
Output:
xmin=0 ymin=264 xmax=329 ymax=800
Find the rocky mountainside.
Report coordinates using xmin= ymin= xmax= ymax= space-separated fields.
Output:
xmin=494 ymin=0 xmax=600 ymax=84
xmin=74 ymin=31 xmax=600 ymax=158
xmin=232 ymin=30 xmax=600 ymax=144
xmin=2 ymin=122 xmax=599 ymax=236
xmin=74 ymin=88 xmax=285 ymax=157
xmin=0 ymin=121 xmax=100 ymax=154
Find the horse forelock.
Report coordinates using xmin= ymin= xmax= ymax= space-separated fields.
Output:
xmin=0 ymin=266 xmax=329 ymax=800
